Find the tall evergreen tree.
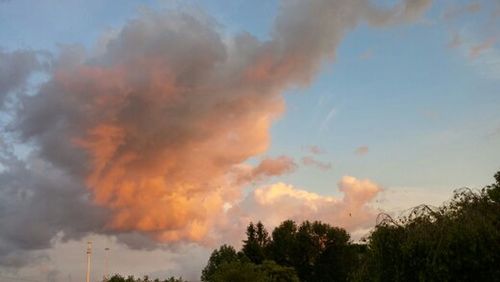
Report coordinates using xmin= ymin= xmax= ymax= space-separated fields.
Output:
xmin=242 ymin=221 xmax=269 ymax=264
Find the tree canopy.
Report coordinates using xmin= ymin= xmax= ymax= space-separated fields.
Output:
xmin=105 ymin=274 xmax=186 ymax=282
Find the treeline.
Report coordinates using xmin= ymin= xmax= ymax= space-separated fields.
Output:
xmin=202 ymin=171 xmax=500 ymax=282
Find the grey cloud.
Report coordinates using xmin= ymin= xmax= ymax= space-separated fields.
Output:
xmin=0 ymin=50 xmax=41 ymax=108
xmin=0 ymin=151 xmax=108 ymax=267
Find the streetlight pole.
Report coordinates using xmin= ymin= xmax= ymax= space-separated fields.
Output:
xmin=86 ymin=241 xmax=92 ymax=282
xmin=104 ymin=247 xmax=110 ymax=281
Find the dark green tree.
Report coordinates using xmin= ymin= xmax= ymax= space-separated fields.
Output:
xmin=310 ymin=223 xmax=356 ymax=282
xmin=209 ymin=260 xmax=299 ymax=282
xmin=486 ymin=171 xmax=500 ymax=203
xmin=357 ymin=171 xmax=500 ymax=281
xmin=259 ymin=260 xmax=300 ymax=282
xmin=268 ymin=220 xmax=298 ymax=267
xmin=292 ymin=221 xmax=351 ymax=281
xmin=105 ymin=274 xmax=186 ymax=282
xmin=201 ymin=244 xmax=240 ymax=282
xmin=210 ymin=260 xmax=267 ymax=282
xmin=242 ymin=221 xmax=269 ymax=264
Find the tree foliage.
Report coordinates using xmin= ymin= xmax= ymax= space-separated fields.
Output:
xmin=105 ymin=274 xmax=186 ymax=282
xmin=242 ymin=221 xmax=270 ymax=264
xmin=209 ymin=260 xmax=299 ymax=282
xmin=356 ymin=172 xmax=500 ymax=281
xmin=203 ymin=220 xmax=354 ymax=281
xmin=201 ymin=244 xmax=241 ymax=282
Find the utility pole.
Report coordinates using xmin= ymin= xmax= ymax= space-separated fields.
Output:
xmin=104 ymin=247 xmax=110 ymax=281
xmin=86 ymin=241 xmax=92 ymax=282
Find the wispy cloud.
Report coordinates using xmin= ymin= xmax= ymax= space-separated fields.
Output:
xmin=359 ymin=49 xmax=374 ymax=60
xmin=469 ymin=37 xmax=496 ymax=58
xmin=319 ymin=106 xmax=337 ymax=132
xmin=354 ymin=146 xmax=369 ymax=156
xmin=233 ymin=156 xmax=297 ymax=185
xmin=304 ymin=145 xmax=325 ymax=155
xmin=302 ymin=156 xmax=332 ymax=171
xmin=443 ymin=2 xmax=481 ymax=21
xmin=447 ymin=32 xmax=463 ymax=49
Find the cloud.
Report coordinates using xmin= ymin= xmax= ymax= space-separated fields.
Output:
xmin=355 ymin=146 xmax=369 ymax=156
xmin=469 ymin=37 xmax=496 ymax=58
xmin=16 ymin=11 xmax=282 ymax=244
xmin=447 ymin=33 xmax=463 ymax=49
xmin=0 ymin=153 xmax=107 ymax=267
xmin=305 ymin=145 xmax=325 ymax=155
xmin=485 ymin=125 xmax=500 ymax=139
xmin=495 ymin=4 xmax=500 ymax=19
xmin=233 ymin=156 xmax=297 ymax=184
xmin=443 ymin=1 xmax=499 ymax=79
xmin=301 ymin=156 xmax=332 ymax=171
xmin=0 ymin=50 xmax=41 ymax=107
xmin=0 ymin=0 xmax=432 ymax=267
xmin=319 ymin=106 xmax=337 ymax=132
xmin=443 ymin=2 xmax=481 ymax=21
xmin=229 ymin=176 xmax=382 ymax=238
xmin=359 ymin=49 xmax=374 ymax=60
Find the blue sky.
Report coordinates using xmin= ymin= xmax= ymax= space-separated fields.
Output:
xmin=1 ymin=0 xmax=499 ymax=280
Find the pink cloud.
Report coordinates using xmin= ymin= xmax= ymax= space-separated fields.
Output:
xmin=224 ymin=176 xmax=382 ymax=242
xmin=302 ymin=156 xmax=332 ymax=170
xmin=307 ymin=145 xmax=325 ymax=155
xmin=355 ymin=146 xmax=369 ymax=156
xmin=233 ymin=156 xmax=297 ymax=184
xmin=359 ymin=49 xmax=374 ymax=60
xmin=469 ymin=37 xmax=496 ymax=58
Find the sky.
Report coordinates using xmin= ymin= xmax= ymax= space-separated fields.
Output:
xmin=0 ymin=0 xmax=499 ymax=281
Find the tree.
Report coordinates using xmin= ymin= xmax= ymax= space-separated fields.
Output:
xmin=357 ymin=171 xmax=500 ymax=281
xmin=292 ymin=221 xmax=351 ymax=281
xmin=310 ymin=223 xmax=356 ymax=282
xmin=201 ymin=244 xmax=240 ymax=282
xmin=256 ymin=221 xmax=270 ymax=248
xmin=104 ymin=275 xmax=186 ymax=282
xmin=268 ymin=220 xmax=298 ymax=267
xmin=209 ymin=261 xmax=267 ymax=282
xmin=486 ymin=171 xmax=500 ymax=203
xmin=259 ymin=260 xmax=299 ymax=282
xmin=209 ymin=260 xmax=299 ymax=282
xmin=242 ymin=221 xmax=269 ymax=264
